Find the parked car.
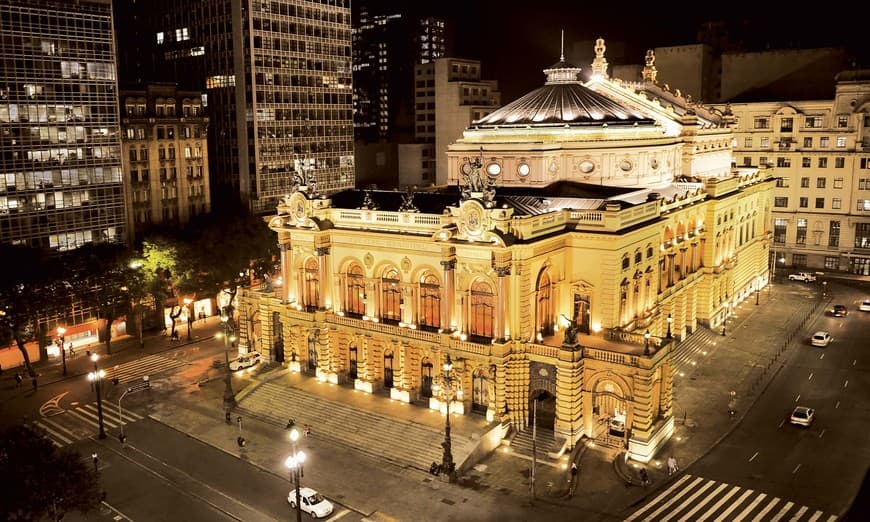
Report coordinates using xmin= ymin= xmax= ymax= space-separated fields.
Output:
xmin=831 ymin=304 xmax=848 ymax=317
xmin=810 ymin=331 xmax=832 ymax=347
xmin=789 ymin=406 xmax=815 ymax=427
xmin=609 ymin=415 xmax=626 ymax=436
xmin=288 ymin=487 xmax=334 ymax=519
xmin=788 ymin=272 xmax=817 ymax=282
xmin=229 ymin=351 xmax=262 ymax=372
xmin=860 ymin=299 xmax=870 ymax=312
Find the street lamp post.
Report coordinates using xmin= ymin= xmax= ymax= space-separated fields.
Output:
xmin=87 ymin=353 xmax=107 ymax=439
xmin=217 ymin=315 xmax=237 ymax=410
xmin=756 ymin=279 xmax=760 ymax=305
xmin=644 ymin=330 xmax=651 ymax=355
xmin=722 ymin=294 xmax=730 ymax=336
xmin=57 ymin=327 xmax=67 ymax=376
xmin=184 ymin=298 xmax=193 ymax=341
xmin=666 ymin=314 xmax=672 ymax=339
xmin=285 ymin=436 xmax=307 ymax=522
xmin=435 ymin=355 xmax=457 ymax=483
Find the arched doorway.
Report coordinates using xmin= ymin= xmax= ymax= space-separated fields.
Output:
xmin=271 ymin=312 xmax=284 ymax=363
xmin=592 ymin=380 xmax=628 ymax=440
xmin=529 ymin=390 xmax=556 ymax=430
xmin=348 ymin=344 xmax=358 ymax=381
xmin=306 ymin=333 xmax=317 ymax=374
xmin=472 ymin=368 xmax=489 ymax=414
xmin=384 ymin=351 xmax=394 ymax=389
xmin=421 ymin=359 xmax=433 ymax=398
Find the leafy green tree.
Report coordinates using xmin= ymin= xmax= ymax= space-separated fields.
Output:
xmin=0 ymin=425 xmax=100 ymax=521
xmin=0 ymin=245 xmax=72 ymax=377
xmin=68 ymin=244 xmax=146 ymax=354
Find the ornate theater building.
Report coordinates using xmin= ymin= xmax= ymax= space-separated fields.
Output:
xmin=238 ymin=42 xmax=774 ymax=463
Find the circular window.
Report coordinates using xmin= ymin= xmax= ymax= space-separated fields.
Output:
xmin=517 ymin=162 xmax=530 ymax=177
xmin=620 ymin=159 xmax=633 ymax=172
xmin=579 ymin=160 xmax=595 ymax=173
xmin=486 ymin=162 xmax=502 ymax=176
xmin=549 ymin=161 xmax=558 ymax=174
xmin=650 ymin=158 xmax=659 ymax=170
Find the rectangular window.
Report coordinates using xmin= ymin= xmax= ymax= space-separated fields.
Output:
xmin=760 ymin=156 xmax=769 ymax=166
xmin=129 ymin=149 xmax=137 ymax=162
xmin=820 ymin=137 xmax=830 ymax=148
xmin=824 ymin=256 xmax=839 ymax=270
xmin=796 ymin=218 xmax=807 ymax=246
xmin=819 ymin=157 xmax=827 ymax=168
xmin=743 ymin=156 xmax=752 ymax=166
xmin=774 ymin=197 xmax=788 ymax=207
xmin=775 ymin=177 xmax=789 ymax=188
xmin=815 ymin=198 xmax=824 ymax=209
xmin=835 ymin=157 xmax=845 ymax=168
xmin=793 ymin=254 xmax=807 ymax=267
xmin=817 ymin=177 xmax=826 ymax=188
xmin=829 ymin=221 xmax=840 ymax=247
xmin=799 ymin=197 xmax=808 ymax=208
xmin=754 ymin=118 xmax=769 ymax=129
xmin=801 ymin=177 xmax=810 ymax=188
xmin=760 ymin=137 xmax=770 ymax=148
xmin=774 ymin=218 xmax=788 ymax=244
xmin=781 ymin=117 xmax=793 ymax=132
xmin=862 ymin=158 xmax=870 ymax=169
xmin=858 ymin=200 xmax=870 ymax=211
xmin=803 ymin=137 xmax=812 ymax=147
xmin=832 ymin=197 xmax=842 ymax=209
xmin=856 ymin=223 xmax=870 ymax=248
xmin=744 ymin=137 xmax=753 ymax=148
xmin=777 ymin=157 xmax=790 ymax=167
xmin=837 ymin=115 xmax=848 ymax=128
xmin=836 ymin=136 xmax=847 ymax=148
xmin=805 ymin=116 xmax=822 ymax=128
xmin=802 ymin=157 xmax=811 ymax=168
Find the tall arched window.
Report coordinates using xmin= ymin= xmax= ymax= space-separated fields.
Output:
xmin=303 ymin=258 xmax=319 ymax=311
xmin=421 ymin=359 xmax=433 ymax=398
xmin=383 ymin=351 xmax=394 ymax=388
xmin=345 ymin=263 xmax=365 ymax=317
xmin=381 ymin=267 xmax=401 ymax=324
xmin=419 ymin=272 xmax=441 ymax=331
xmin=470 ymin=280 xmax=494 ymax=340
xmin=348 ymin=344 xmax=358 ymax=380
xmin=536 ymin=270 xmax=553 ymax=337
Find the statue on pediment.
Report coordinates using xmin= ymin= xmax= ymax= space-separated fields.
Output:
xmin=398 ymin=188 xmax=419 ymax=213
xmin=460 ymin=147 xmax=496 ymax=203
xmin=360 ymin=189 xmax=379 ymax=210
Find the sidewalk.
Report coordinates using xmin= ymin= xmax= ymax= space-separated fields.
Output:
xmin=602 ymin=280 xmax=825 ymax=511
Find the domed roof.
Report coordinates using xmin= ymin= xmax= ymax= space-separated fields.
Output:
xmin=474 ymin=60 xmax=654 ymax=128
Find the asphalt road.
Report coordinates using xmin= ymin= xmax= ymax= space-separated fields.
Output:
xmin=689 ymin=280 xmax=870 ymax=516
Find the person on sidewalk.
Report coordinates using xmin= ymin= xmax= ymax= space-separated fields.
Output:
xmin=667 ymin=456 xmax=677 ymax=475
xmin=31 ymin=378 xmax=38 ymax=392
xmin=15 ymin=373 xmax=23 ymax=387
xmin=639 ymin=468 xmax=650 ymax=487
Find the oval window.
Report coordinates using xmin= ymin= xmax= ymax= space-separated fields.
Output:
xmin=620 ymin=159 xmax=633 ymax=172
xmin=517 ymin=162 xmax=530 ymax=177
xmin=579 ymin=160 xmax=594 ymax=173
xmin=650 ymin=158 xmax=659 ymax=170
xmin=486 ymin=162 xmax=502 ymax=176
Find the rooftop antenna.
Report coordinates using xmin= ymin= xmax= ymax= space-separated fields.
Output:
xmin=560 ymin=30 xmax=565 ymax=61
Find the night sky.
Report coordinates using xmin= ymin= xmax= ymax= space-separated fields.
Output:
xmin=417 ymin=0 xmax=869 ymax=103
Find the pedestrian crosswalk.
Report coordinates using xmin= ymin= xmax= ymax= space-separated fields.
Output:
xmin=32 ymin=401 xmax=145 ymax=447
xmin=624 ymin=474 xmax=837 ymax=522
xmin=101 ymin=353 xmax=188 ymax=384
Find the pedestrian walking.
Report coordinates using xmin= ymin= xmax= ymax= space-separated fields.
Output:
xmin=667 ymin=456 xmax=677 ymax=475
xmin=15 ymin=373 xmax=23 ymax=387
xmin=570 ymin=461 xmax=578 ymax=483
xmin=31 ymin=377 xmax=38 ymax=392
xmin=639 ymin=468 xmax=650 ymax=486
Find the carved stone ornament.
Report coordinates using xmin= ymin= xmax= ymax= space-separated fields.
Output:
xmin=398 ymin=188 xmax=419 ymax=213
xmin=287 ymin=192 xmax=308 ymax=224
xmin=401 ymin=256 xmax=412 ymax=273
xmin=359 ymin=189 xmax=379 ymax=210
xmin=364 ymin=252 xmax=374 ymax=268
xmin=459 ymin=147 xmax=496 ymax=204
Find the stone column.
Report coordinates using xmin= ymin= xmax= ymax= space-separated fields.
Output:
xmin=495 ymin=265 xmax=510 ymax=341
xmin=280 ymin=242 xmax=292 ymax=303
xmin=315 ymin=246 xmax=329 ymax=310
xmin=667 ymin=253 xmax=677 ymax=287
xmin=440 ymin=256 xmax=456 ymax=331
xmin=555 ymin=349 xmax=584 ymax=447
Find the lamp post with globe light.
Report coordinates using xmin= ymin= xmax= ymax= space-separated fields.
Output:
xmin=56 ymin=326 xmax=67 ymax=376
xmin=666 ymin=314 xmax=672 ymax=339
xmin=216 ymin=315 xmax=237 ymax=410
xmin=432 ymin=355 xmax=459 ymax=482
xmin=87 ymin=353 xmax=107 ymax=439
xmin=644 ymin=330 xmax=651 ymax=355
xmin=285 ymin=436 xmax=307 ymax=522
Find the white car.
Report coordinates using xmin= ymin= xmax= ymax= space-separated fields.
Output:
xmin=788 ymin=272 xmax=817 ymax=282
xmin=860 ymin=300 xmax=870 ymax=312
xmin=288 ymin=487 xmax=334 ymax=519
xmin=789 ymin=406 xmax=815 ymax=427
xmin=810 ymin=331 xmax=832 ymax=347
xmin=229 ymin=351 xmax=262 ymax=371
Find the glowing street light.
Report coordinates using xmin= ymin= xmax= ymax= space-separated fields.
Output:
xmin=285 ymin=440 xmax=307 ymax=522
xmin=644 ymin=330 xmax=651 ymax=355
xmin=87 ymin=353 xmax=107 ymax=439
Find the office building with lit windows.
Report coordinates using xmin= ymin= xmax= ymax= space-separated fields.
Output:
xmin=238 ymin=41 xmax=774 ymax=465
xmin=1 ymin=0 xmax=127 ymax=250
xmin=120 ymin=84 xmax=210 ymax=242
xmin=116 ymin=0 xmax=354 ymax=214
xmin=719 ymin=70 xmax=870 ymax=275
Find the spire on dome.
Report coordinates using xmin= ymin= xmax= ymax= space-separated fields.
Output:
xmin=642 ymin=49 xmax=658 ymax=83
xmin=544 ymin=30 xmax=581 ymax=84
xmin=560 ymin=29 xmax=565 ymax=62
xmin=591 ymin=37 xmax=608 ymax=78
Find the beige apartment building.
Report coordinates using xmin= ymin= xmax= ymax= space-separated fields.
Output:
xmin=719 ymin=70 xmax=870 ymax=275
xmin=120 ymin=85 xmax=210 ymax=242
xmin=238 ymin=43 xmax=773 ymax=467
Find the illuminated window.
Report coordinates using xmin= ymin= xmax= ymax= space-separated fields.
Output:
xmin=536 ymin=270 xmax=553 ymax=337
xmin=419 ymin=272 xmax=440 ymax=330
xmin=304 ymin=258 xmax=319 ymax=311
xmin=470 ymin=280 xmax=494 ymax=340
xmin=380 ymin=267 xmax=401 ymax=324
xmin=345 ymin=263 xmax=365 ymax=316
xmin=156 ymin=32 xmax=164 ymax=45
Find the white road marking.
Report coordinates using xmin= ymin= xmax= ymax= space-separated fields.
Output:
xmin=808 ymin=373 xmax=813 ymax=380
xmin=792 ymin=463 xmax=801 ymax=474
xmin=713 ymin=488 xmax=754 ymax=522
xmin=807 ymin=510 xmax=824 ymax=522
xmin=749 ymin=451 xmax=759 ymax=462
xmin=852 ymin=359 xmax=857 ymax=366
xmin=330 ymin=508 xmax=352 ymax=520
xmin=770 ymin=501 xmax=794 ymax=522
xmin=819 ymin=429 xmax=826 ymax=439
xmin=835 ymin=401 xmax=840 ymax=409
xmin=778 ymin=419 xmax=785 ymax=428
xmin=791 ymin=505 xmax=808 ymax=520
xmin=642 ymin=475 xmax=705 ymax=521
xmin=751 ymin=497 xmax=780 ymax=522
xmin=624 ymin=474 xmax=694 ymax=521
xmin=795 ymin=394 xmax=801 ymax=402
xmin=734 ymin=492 xmax=766 ymax=521
xmin=819 ymin=353 xmax=825 ymax=360
xmin=844 ymin=380 xmax=848 ymax=388
xmin=676 ymin=482 xmax=727 ymax=522
xmin=696 ymin=485 xmax=741 ymax=522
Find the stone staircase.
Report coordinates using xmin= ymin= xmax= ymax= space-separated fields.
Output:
xmin=236 ymin=382 xmax=472 ymax=472
xmin=509 ymin=426 xmax=561 ymax=460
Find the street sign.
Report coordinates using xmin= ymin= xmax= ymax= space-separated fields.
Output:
xmin=126 ymin=381 xmax=151 ymax=393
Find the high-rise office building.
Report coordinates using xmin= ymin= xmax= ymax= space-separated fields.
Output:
xmin=1 ymin=0 xmax=127 ymax=251
xmin=116 ymin=0 xmax=355 ymax=214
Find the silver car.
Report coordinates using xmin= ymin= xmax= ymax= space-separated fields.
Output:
xmin=789 ymin=406 xmax=814 ymax=427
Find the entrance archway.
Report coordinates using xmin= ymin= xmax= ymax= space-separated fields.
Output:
xmin=306 ymin=333 xmax=317 ymax=374
xmin=529 ymin=390 xmax=556 ymax=430
xmin=348 ymin=344 xmax=358 ymax=381
xmin=421 ymin=359 xmax=433 ymax=398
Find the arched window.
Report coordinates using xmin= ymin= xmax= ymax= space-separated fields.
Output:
xmin=419 ymin=272 xmax=441 ymax=330
xmin=421 ymin=359 xmax=433 ymax=398
xmin=303 ymin=258 xmax=319 ymax=311
xmin=384 ymin=351 xmax=394 ymax=388
xmin=345 ymin=263 xmax=365 ymax=317
xmin=536 ymin=270 xmax=553 ymax=337
xmin=470 ymin=280 xmax=494 ymax=340
xmin=381 ymin=267 xmax=401 ymax=324
xmin=622 ymin=256 xmax=630 ymax=270
xmin=634 ymin=251 xmax=642 ymax=264
xmin=348 ymin=344 xmax=358 ymax=380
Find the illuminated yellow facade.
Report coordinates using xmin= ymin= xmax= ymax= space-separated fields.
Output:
xmin=239 ymin=43 xmax=774 ymax=463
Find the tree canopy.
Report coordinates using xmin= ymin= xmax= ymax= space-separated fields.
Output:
xmin=0 ymin=425 xmax=100 ymax=521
